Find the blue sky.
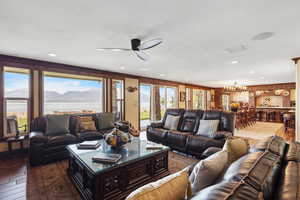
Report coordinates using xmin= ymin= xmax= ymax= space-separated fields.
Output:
xmin=5 ymin=72 xmax=103 ymax=94
xmin=5 ymin=72 xmax=29 ymax=91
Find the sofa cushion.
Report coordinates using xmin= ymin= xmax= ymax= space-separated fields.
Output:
xmin=276 ymin=161 xmax=300 ymax=200
xmin=196 ymin=120 xmax=219 ymax=138
xmin=46 ymin=134 xmax=77 ymax=147
xmin=222 ymin=151 xmax=281 ymax=200
xmin=163 ymin=115 xmax=180 ymax=130
xmin=250 ymin=135 xmax=287 ymax=158
xmin=45 ymin=115 xmax=70 ymax=136
xmin=186 ymin=135 xmax=224 ymax=157
xmin=126 ymin=169 xmax=191 ymax=200
xmin=189 ymin=150 xmax=229 ymax=194
xmin=191 ymin=181 xmax=263 ymax=200
xmin=76 ymin=116 xmax=97 ymax=132
xmin=97 ymin=113 xmax=115 ymax=130
xmin=146 ymin=127 xmax=168 ymax=144
xmin=285 ymin=142 xmax=300 ymax=162
xmin=77 ymin=131 xmax=103 ymax=141
xmin=203 ymin=110 xmax=221 ymax=120
xmin=166 ymin=130 xmax=190 ymax=151
xmin=179 ymin=110 xmax=203 ymax=133
xmin=223 ymin=137 xmax=249 ymax=163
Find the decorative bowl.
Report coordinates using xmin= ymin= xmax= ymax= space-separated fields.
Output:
xmin=105 ymin=128 xmax=131 ymax=149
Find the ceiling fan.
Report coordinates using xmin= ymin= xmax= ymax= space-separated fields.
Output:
xmin=96 ymin=38 xmax=163 ymax=61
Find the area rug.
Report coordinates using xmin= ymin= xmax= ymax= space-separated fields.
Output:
xmin=27 ymin=151 xmax=198 ymax=200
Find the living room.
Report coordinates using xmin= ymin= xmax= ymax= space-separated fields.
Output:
xmin=1 ymin=1 xmax=300 ymax=200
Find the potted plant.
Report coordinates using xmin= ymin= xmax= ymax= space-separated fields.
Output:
xmin=230 ymin=102 xmax=239 ymax=112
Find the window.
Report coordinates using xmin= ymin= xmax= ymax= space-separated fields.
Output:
xmin=112 ymin=79 xmax=124 ymax=121
xmin=222 ymin=94 xmax=230 ymax=111
xmin=160 ymin=86 xmax=178 ymax=116
xmin=206 ymin=90 xmax=211 ymax=110
xmin=43 ymin=72 xmax=104 ymax=114
xmin=140 ymin=84 xmax=153 ymax=129
xmin=4 ymin=67 xmax=30 ymax=137
xmin=186 ymin=88 xmax=192 ymax=109
xmin=192 ymin=89 xmax=206 ymax=109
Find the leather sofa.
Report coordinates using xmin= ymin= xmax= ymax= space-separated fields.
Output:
xmin=29 ymin=113 xmax=115 ymax=166
xmin=188 ymin=135 xmax=298 ymax=200
xmin=146 ymin=109 xmax=235 ymax=158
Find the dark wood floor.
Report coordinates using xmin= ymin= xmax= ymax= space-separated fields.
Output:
xmin=0 ymin=151 xmax=198 ymax=200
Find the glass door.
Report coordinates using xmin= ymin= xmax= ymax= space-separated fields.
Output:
xmin=140 ymin=84 xmax=152 ymax=129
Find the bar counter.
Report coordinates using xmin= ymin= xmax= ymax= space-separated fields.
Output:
xmin=255 ymin=107 xmax=295 ymax=123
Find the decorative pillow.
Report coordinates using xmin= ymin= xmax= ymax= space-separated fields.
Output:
xmin=97 ymin=113 xmax=115 ymax=130
xmin=126 ymin=169 xmax=191 ymax=200
xmin=163 ymin=115 xmax=180 ymax=130
xmin=76 ymin=116 xmax=97 ymax=132
xmin=189 ymin=150 xmax=229 ymax=194
xmin=45 ymin=114 xmax=70 ymax=136
xmin=223 ymin=137 xmax=249 ymax=163
xmin=196 ymin=120 xmax=219 ymax=138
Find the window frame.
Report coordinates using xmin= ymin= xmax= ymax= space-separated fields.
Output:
xmin=42 ymin=71 xmax=105 ymax=115
xmin=111 ymin=79 xmax=125 ymax=121
xmin=3 ymin=67 xmax=31 ymax=137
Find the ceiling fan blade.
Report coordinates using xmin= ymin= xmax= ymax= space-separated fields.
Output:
xmin=134 ymin=50 xmax=150 ymax=61
xmin=138 ymin=38 xmax=163 ymax=50
xmin=96 ymin=48 xmax=131 ymax=51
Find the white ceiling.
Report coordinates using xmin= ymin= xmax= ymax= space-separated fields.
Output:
xmin=0 ymin=0 xmax=298 ymax=87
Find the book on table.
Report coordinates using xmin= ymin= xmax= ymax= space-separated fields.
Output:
xmin=77 ymin=141 xmax=101 ymax=149
xmin=92 ymin=153 xmax=122 ymax=163
xmin=146 ymin=142 xmax=164 ymax=150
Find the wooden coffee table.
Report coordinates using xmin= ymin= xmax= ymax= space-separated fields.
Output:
xmin=67 ymin=139 xmax=170 ymax=200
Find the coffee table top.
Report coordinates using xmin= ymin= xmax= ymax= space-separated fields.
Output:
xmin=67 ymin=138 xmax=169 ymax=174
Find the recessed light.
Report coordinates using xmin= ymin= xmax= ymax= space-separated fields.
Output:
xmin=250 ymin=70 xmax=255 ymax=74
xmin=48 ymin=53 xmax=56 ymax=57
xmin=231 ymin=61 xmax=239 ymax=64
xmin=120 ymin=66 xmax=125 ymax=70
xmin=160 ymin=74 xmax=165 ymax=77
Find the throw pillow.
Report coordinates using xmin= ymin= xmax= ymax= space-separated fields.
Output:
xmin=126 ymin=169 xmax=191 ymax=200
xmin=163 ymin=115 xmax=180 ymax=130
xmin=189 ymin=150 xmax=229 ymax=194
xmin=45 ymin=114 xmax=70 ymax=136
xmin=196 ymin=120 xmax=219 ymax=138
xmin=97 ymin=113 xmax=115 ymax=130
xmin=76 ymin=116 xmax=97 ymax=132
xmin=223 ymin=137 xmax=249 ymax=163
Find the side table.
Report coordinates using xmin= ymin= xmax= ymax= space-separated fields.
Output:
xmin=7 ymin=136 xmax=26 ymax=152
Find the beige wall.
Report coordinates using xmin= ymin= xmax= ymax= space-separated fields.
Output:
xmin=124 ymin=78 xmax=140 ymax=129
xmin=178 ymin=85 xmax=186 ymax=109
xmin=296 ymin=60 xmax=300 ymax=141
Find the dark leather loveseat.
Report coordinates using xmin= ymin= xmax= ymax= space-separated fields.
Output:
xmin=147 ymin=109 xmax=235 ymax=158
xmin=29 ymin=113 xmax=115 ymax=166
xmin=188 ymin=136 xmax=299 ymax=200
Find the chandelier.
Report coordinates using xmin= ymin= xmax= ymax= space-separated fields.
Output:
xmin=223 ymin=81 xmax=247 ymax=92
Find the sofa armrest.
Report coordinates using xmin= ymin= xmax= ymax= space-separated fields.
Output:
xmin=201 ymin=147 xmax=222 ymax=159
xmin=29 ymin=131 xmax=48 ymax=143
xmin=213 ymin=131 xmax=233 ymax=140
xmin=149 ymin=122 xmax=163 ymax=128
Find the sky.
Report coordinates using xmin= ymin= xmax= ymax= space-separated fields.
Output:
xmin=5 ymin=72 xmax=103 ymax=95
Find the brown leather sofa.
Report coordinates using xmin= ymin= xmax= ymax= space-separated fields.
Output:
xmin=29 ymin=113 xmax=115 ymax=166
xmin=146 ymin=109 xmax=235 ymax=158
xmin=188 ymin=136 xmax=298 ymax=200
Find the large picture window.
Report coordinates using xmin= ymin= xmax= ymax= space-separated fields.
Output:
xmin=192 ymin=89 xmax=206 ymax=109
xmin=43 ymin=72 xmax=104 ymax=114
xmin=4 ymin=67 xmax=30 ymax=137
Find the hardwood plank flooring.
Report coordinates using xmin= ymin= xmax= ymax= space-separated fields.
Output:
xmin=0 ymin=151 xmax=198 ymax=200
